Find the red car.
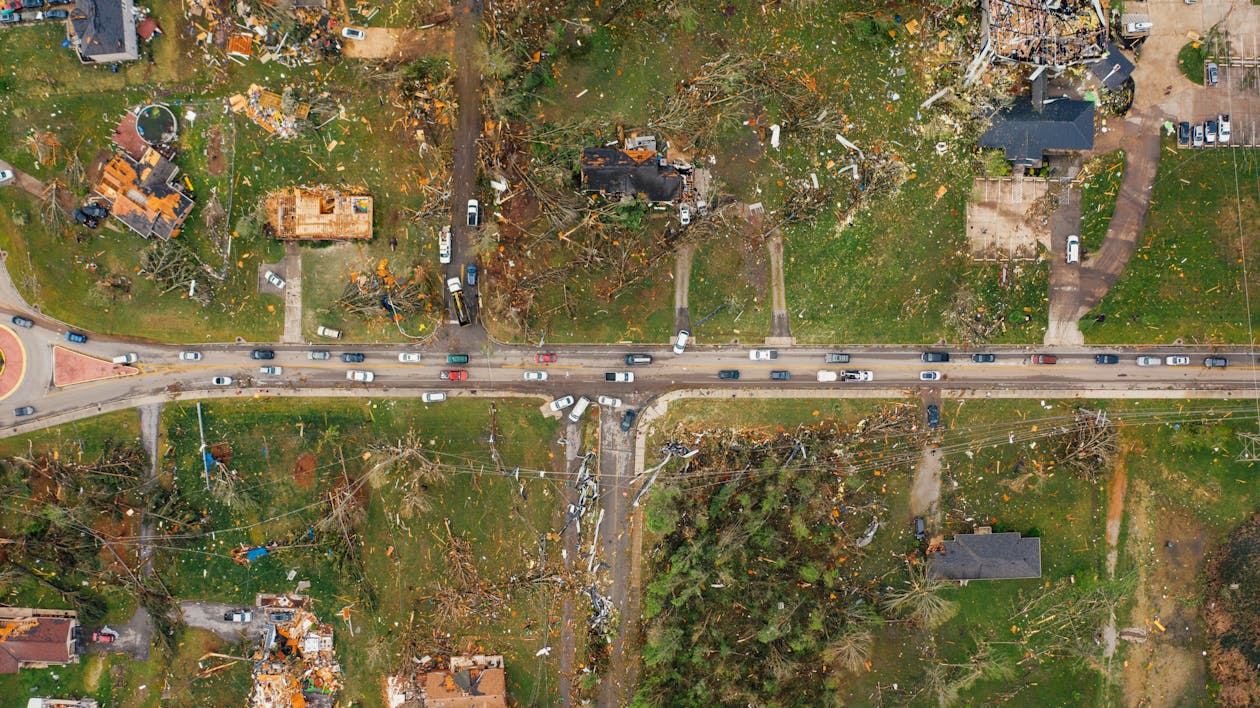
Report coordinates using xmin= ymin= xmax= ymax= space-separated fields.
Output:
xmin=535 ymin=353 xmax=557 ymax=363
xmin=440 ymin=369 xmax=468 ymax=381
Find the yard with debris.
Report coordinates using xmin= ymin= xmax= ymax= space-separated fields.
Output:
xmin=1084 ymin=145 xmax=1260 ymax=344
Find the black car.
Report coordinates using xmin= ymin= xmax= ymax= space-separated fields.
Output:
xmin=922 ymin=351 xmax=949 ymax=363
xmin=770 ymin=370 xmax=791 ymax=381
xmin=1178 ymin=121 xmax=1191 ymax=147
xmin=926 ymin=404 xmax=940 ymax=430
xmin=718 ymin=369 xmax=740 ymax=380
xmin=250 ymin=349 xmax=276 ymax=360
xmin=624 ymin=354 xmax=653 ymax=365
xmin=72 ymin=208 xmax=98 ymax=228
xmin=620 ymin=409 xmax=637 ymax=432
xmin=1204 ymin=357 xmax=1229 ymax=368
xmin=10 ymin=315 xmax=32 ymax=328
xmin=41 ymin=8 xmax=65 ymax=17
xmin=914 ymin=516 xmax=926 ymax=541
xmin=46 ymin=0 xmax=69 ymax=5
xmin=1095 ymin=354 xmax=1119 ymax=365
xmin=80 ymin=202 xmax=108 ymax=218
xmin=14 ymin=406 xmax=34 ymax=416
xmin=971 ymin=353 xmax=996 ymax=363
xmin=341 ymin=352 xmax=365 ymax=363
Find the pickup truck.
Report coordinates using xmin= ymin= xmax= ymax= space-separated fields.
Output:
xmin=842 ymin=370 xmax=873 ymax=382
xmin=446 ymin=276 xmax=471 ymax=327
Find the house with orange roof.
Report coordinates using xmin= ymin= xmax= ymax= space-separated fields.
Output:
xmin=92 ymin=147 xmax=194 ymax=240
xmin=0 ymin=608 xmax=79 ymax=675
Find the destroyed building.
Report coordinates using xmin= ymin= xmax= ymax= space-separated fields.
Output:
xmin=385 ymin=654 xmax=507 ymax=707
xmin=250 ymin=597 xmax=342 ymax=708
xmin=929 ymin=529 xmax=1043 ymax=581
xmin=264 ymin=187 xmax=373 ymax=241
xmin=0 ymin=608 xmax=79 ymax=675
xmin=978 ymin=74 xmax=1095 ymax=170
xmin=93 ymin=147 xmax=194 ymax=240
xmin=68 ymin=0 xmax=139 ymax=64
xmin=581 ymin=146 xmax=683 ymax=203
xmin=229 ymin=85 xmax=311 ymax=139
xmin=982 ymin=0 xmax=1107 ymax=68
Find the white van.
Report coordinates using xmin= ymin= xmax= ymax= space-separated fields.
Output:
xmin=112 ymin=353 xmax=138 ymax=364
xmin=816 ymin=370 xmax=838 ymax=382
xmin=317 ymin=325 xmax=342 ymax=339
xmin=1065 ymin=235 xmax=1080 ymax=264
xmin=673 ymin=329 xmax=690 ymax=355
xmin=439 ymin=226 xmax=452 ymax=264
xmin=568 ymin=395 xmax=591 ymax=423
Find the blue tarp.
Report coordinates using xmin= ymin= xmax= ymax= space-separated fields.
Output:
xmin=245 ymin=547 xmax=269 ymax=561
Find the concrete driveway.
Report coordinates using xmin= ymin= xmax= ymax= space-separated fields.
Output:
xmin=177 ymin=601 xmax=263 ymax=642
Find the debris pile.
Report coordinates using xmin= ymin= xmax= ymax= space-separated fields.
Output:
xmin=264 ymin=186 xmax=373 ymax=241
xmin=229 ymin=85 xmax=311 ymax=139
xmin=384 ymin=654 xmax=508 ymax=707
xmin=189 ymin=0 xmax=343 ymax=69
xmin=249 ymin=595 xmax=342 ymax=708
xmin=983 ymin=0 xmax=1107 ymax=67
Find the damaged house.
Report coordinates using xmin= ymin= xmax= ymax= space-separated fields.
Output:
xmin=982 ymin=0 xmax=1107 ymax=68
xmin=68 ymin=0 xmax=139 ymax=64
xmin=0 ymin=609 xmax=79 ymax=675
xmin=93 ymin=147 xmax=194 ymax=240
xmin=264 ymin=186 xmax=373 ymax=241
xmin=580 ymin=146 xmax=683 ymax=203
xmin=385 ymin=654 xmax=507 ymax=707
xmin=978 ymin=74 xmax=1095 ymax=170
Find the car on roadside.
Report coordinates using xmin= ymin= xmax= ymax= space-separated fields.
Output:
xmin=1220 ymin=114 xmax=1232 ymax=144
xmin=466 ymin=263 xmax=477 ymax=286
xmin=66 ymin=331 xmax=87 ymax=343
xmin=926 ymin=404 xmax=940 ymax=430
xmin=717 ymin=369 xmax=740 ymax=380
xmin=448 ymin=353 xmax=470 ymax=364
xmin=816 ymin=370 xmax=838 ymax=383
xmin=922 ymin=351 xmax=949 ymax=363
xmin=13 ymin=406 xmax=34 ymax=416
xmin=259 ymin=366 xmax=282 ymax=375
xmin=179 ymin=351 xmax=202 ymax=361
xmin=466 ymin=199 xmax=480 ymax=227
xmin=1033 ymin=354 xmax=1057 ymax=365
xmin=211 ymin=376 xmax=233 ymax=386
xmin=1094 ymin=354 xmax=1119 ymax=365
xmin=398 ymin=352 xmax=422 ymax=363
xmin=317 ymin=325 xmax=341 ymax=339
xmin=264 ymin=270 xmax=286 ymax=289
xmin=20 ymin=0 xmax=42 ymax=8
xmin=111 ymin=353 xmax=138 ymax=364
xmin=0 ymin=13 xmax=18 ymax=24
xmin=251 ymin=349 xmax=275 ymax=360
xmin=749 ymin=349 xmax=778 ymax=360
xmin=1193 ymin=123 xmax=1205 ymax=147
xmin=597 ymin=395 xmax=621 ymax=407
xmin=606 ymin=371 xmax=635 ymax=382
xmin=535 ymin=352 xmax=557 ymax=363
xmin=919 ymin=370 xmax=941 ymax=381
xmin=770 ymin=370 xmax=791 ymax=381
xmin=347 ymin=370 xmax=374 ymax=382
xmin=1206 ymin=120 xmax=1218 ymax=145
xmin=40 ymin=7 xmax=65 ymax=17
xmin=308 ymin=350 xmax=330 ymax=360
xmin=524 ymin=370 xmax=548 ymax=381
xmin=224 ymin=609 xmax=252 ymax=623
xmin=625 ymin=354 xmax=653 ymax=365
xmin=620 ymin=409 xmax=637 ymax=432
xmin=341 ymin=352 xmax=365 ymax=363
xmin=673 ymin=329 xmax=690 ymax=355
xmin=1178 ymin=121 xmax=1191 ymax=147
xmin=1204 ymin=357 xmax=1229 ymax=368
xmin=548 ymin=395 xmax=574 ymax=412
xmin=341 ymin=26 xmax=365 ymax=40
xmin=568 ymin=396 xmax=591 ymax=423
xmin=10 ymin=315 xmax=32 ymax=328
xmin=1065 ymin=234 xmax=1080 ymax=264
xmin=422 ymin=392 xmax=447 ymax=403
xmin=438 ymin=226 xmax=451 ymax=264
xmin=441 ymin=369 xmax=468 ymax=381
xmin=842 ymin=370 xmax=873 ymax=381
xmin=971 ymin=353 xmax=996 ymax=363
xmin=824 ymin=353 xmax=851 ymax=364
xmin=1136 ymin=356 xmax=1162 ymax=366
xmin=1165 ymin=355 xmax=1190 ymax=366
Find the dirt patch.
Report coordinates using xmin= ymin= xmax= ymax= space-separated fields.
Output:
xmin=206 ymin=126 xmax=225 ymax=177
xmin=1105 ymin=449 xmax=1129 ymax=577
xmin=341 ymin=27 xmax=454 ymax=60
xmin=294 ymin=451 xmax=317 ymax=487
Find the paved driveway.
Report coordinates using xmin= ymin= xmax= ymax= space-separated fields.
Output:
xmin=177 ymin=601 xmax=263 ymax=642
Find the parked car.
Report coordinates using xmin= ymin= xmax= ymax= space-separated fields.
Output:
xmin=1204 ymin=357 xmax=1229 ymax=368
xmin=624 ymin=354 xmax=653 ymax=365
xmin=264 ymin=270 xmax=286 ymax=289
xmin=842 ymin=370 xmax=873 ymax=382
xmin=1095 ymin=354 xmax=1119 ymax=365
xmin=524 ymin=370 xmax=548 ymax=381
xmin=20 ymin=0 xmax=42 ymax=9
xmin=568 ymin=396 xmax=591 ymax=423
xmin=770 ymin=370 xmax=791 ymax=381
xmin=0 ymin=12 xmax=18 ymax=23
xmin=10 ymin=315 xmax=32 ymax=328
xmin=211 ymin=376 xmax=233 ymax=385
xmin=399 ymin=352 xmax=422 ymax=363
xmin=1193 ymin=123 xmax=1205 ymax=147
xmin=1033 ymin=354 xmax=1057 ymax=365
xmin=341 ymin=26 xmax=366 ymax=40
xmin=1124 ymin=20 xmax=1152 ymax=34
xmin=422 ymin=391 xmax=447 ymax=403
xmin=341 ymin=352 xmax=365 ymax=363
xmin=1165 ymin=355 xmax=1191 ymax=366
xmin=919 ymin=370 xmax=941 ymax=381
xmin=46 ymin=0 xmax=68 ymax=5
xmin=65 ymin=331 xmax=87 ymax=343
xmin=448 ymin=353 xmax=469 ymax=364
xmin=91 ymin=629 xmax=117 ymax=643
xmin=224 ymin=609 xmax=252 ymax=623
xmin=308 ymin=350 xmax=330 ymax=360
xmin=921 ymin=351 xmax=949 ymax=363
xmin=466 ymin=263 xmax=478 ymax=286
xmin=347 ymin=370 xmax=374 ymax=382
xmin=466 ymin=199 xmax=480 ymax=227
xmin=72 ymin=208 xmax=98 ymax=228
xmin=673 ymin=329 xmax=690 ymax=355
xmin=441 ymin=369 xmax=468 ymax=381
xmin=251 ymin=349 xmax=275 ymax=360
xmin=1136 ymin=356 xmax=1162 ymax=366
xmin=548 ymin=395 xmax=574 ymax=412
xmin=13 ymin=406 xmax=34 ymax=416
xmin=717 ymin=369 xmax=740 ymax=380
xmin=620 ymin=409 xmax=637 ymax=432
xmin=1177 ymin=121 xmax=1191 ymax=147
xmin=1220 ymin=114 xmax=1232 ymax=144
xmin=259 ymin=365 xmax=283 ymax=375
xmin=605 ymin=371 xmax=635 ymax=382
xmin=80 ymin=202 xmax=108 ymax=219
xmin=535 ymin=352 xmax=557 ymax=363
xmin=914 ymin=516 xmax=927 ymax=541
xmin=112 ymin=353 xmax=138 ymax=364
xmin=749 ymin=349 xmax=778 ymax=360
xmin=597 ymin=395 xmax=621 ymax=407
xmin=40 ymin=7 xmax=64 ymax=17
xmin=0 ymin=168 xmax=13 ymax=184
xmin=438 ymin=226 xmax=452 ymax=264
xmin=678 ymin=203 xmax=692 ymax=226
xmin=1206 ymin=120 xmax=1218 ymax=144
xmin=824 ymin=353 xmax=851 ymax=364
xmin=1207 ymin=61 xmax=1219 ymax=86
xmin=926 ymin=405 xmax=940 ymax=430
xmin=971 ymin=353 xmax=996 ymax=363
xmin=1065 ymin=234 xmax=1080 ymax=264
xmin=317 ymin=325 xmax=341 ymax=339
xmin=179 ymin=351 xmax=202 ymax=361
xmin=816 ymin=370 xmax=838 ymax=383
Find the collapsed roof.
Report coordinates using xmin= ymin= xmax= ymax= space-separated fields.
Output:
xmin=983 ymin=0 xmax=1107 ymax=67
xmin=93 ymin=148 xmax=194 ymax=240
xmin=264 ymin=186 xmax=373 ymax=241
xmin=580 ymin=148 xmax=683 ymax=203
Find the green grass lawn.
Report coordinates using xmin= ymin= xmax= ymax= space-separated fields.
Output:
xmin=1084 ymin=146 xmax=1260 ymax=343
xmin=1079 ymin=149 xmax=1125 ymax=253
xmin=685 ymin=233 xmax=770 ymax=343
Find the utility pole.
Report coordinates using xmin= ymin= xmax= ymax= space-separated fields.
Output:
xmin=196 ymin=401 xmax=210 ymax=489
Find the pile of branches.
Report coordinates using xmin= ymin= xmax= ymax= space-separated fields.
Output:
xmin=1051 ymin=408 xmax=1118 ymax=484
xmin=365 ymin=431 xmax=448 ymax=517
xmin=139 ymin=240 xmax=218 ymax=306
xmin=332 ymin=261 xmax=433 ymax=320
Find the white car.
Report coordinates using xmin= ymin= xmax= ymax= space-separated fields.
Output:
xmin=111 ymin=353 xmax=138 ymax=364
xmin=548 ymin=395 xmax=575 ymax=412
xmin=179 ymin=351 xmax=202 ymax=361
xmin=225 ymin=610 xmax=252 ymax=623
xmin=264 ymin=270 xmax=286 ymax=289
xmin=816 ymin=370 xmax=838 ymax=383
xmin=347 ymin=370 xmax=375 ymax=382
xmin=919 ymin=371 xmax=942 ymax=381
xmin=421 ymin=392 xmax=447 ymax=403
xmin=466 ymin=199 xmax=480 ymax=227
xmin=606 ymin=371 xmax=634 ymax=383
xmin=679 ymin=203 xmax=692 ymax=226
xmin=399 ymin=352 xmax=423 ymax=363
xmin=843 ymin=370 xmax=874 ymax=382
xmin=524 ymin=370 xmax=548 ymax=381
xmin=1065 ymin=235 xmax=1080 ymax=264
xmin=749 ymin=349 xmax=778 ymax=360
xmin=1136 ymin=356 xmax=1162 ymax=366
xmin=1165 ymin=355 xmax=1191 ymax=366
xmin=341 ymin=26 xmax=366 ymax=40
xmin=439 ymin=226 xmax=452 ymax=264
xmin=212 ymin=376 xmax=233 ymax=386
xmin=316 ymin=325 xmax=341 ymax=339
xmin=673 ymin=329 xmax=690 ymax=355
xmin=597 ymin=395 xmax=621 ymax=408
xmin=1219 ymin=114 xmax=1231 ymax=144
xmin=259 ymin=366 xmax=283 ymax=375
xmin=0 ymin=169 xmax=13 ymax=184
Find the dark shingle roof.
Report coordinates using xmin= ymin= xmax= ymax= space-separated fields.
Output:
xmin=580 ymin=148 xmax=683 ymax=202
xmin=70 ymin=0 xmax=138 ymax=62
xmin=1091 ymin=43 xmax=1135 ymax=90
xmin=978 ymin=98 xmax=1095 ymax=167
xmin=929 ymin=532 xmax=1042 ymax=581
